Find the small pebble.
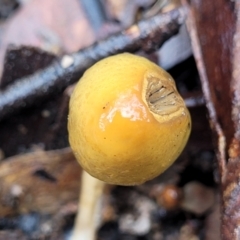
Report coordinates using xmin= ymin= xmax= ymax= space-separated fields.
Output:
xmin=181 ymin=181 xmax=215 ymax=215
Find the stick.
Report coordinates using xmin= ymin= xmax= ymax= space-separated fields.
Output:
xmin=0 ymin=6 xmax=187 ymax=121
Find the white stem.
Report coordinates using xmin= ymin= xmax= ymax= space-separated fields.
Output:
xmin=70 ymin=171 xmax=105 ymax=240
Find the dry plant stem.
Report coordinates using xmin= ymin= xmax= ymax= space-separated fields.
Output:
xmin=0 ymin=6 xmax=187 ymax=121
xmin=71 ymin=171 xmax=105 ymax=240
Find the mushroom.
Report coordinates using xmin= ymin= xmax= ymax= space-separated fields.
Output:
xmin=68 ymin=53 xmax=191 ymax=239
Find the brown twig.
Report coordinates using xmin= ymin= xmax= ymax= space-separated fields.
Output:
xmin=0 ymin=6 xmax=187 ymax=121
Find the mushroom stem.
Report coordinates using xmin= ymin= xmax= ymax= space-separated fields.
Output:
xmin=71 ymin=170 xmax=105 ymax=240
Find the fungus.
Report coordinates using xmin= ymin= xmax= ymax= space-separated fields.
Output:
xmin=68 ymin=53 xmax=191 ymax=185
xmin=68 ymin=53 xmax=191 ymax=239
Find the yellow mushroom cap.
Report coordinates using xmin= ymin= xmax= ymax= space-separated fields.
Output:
xmin=68 ymin=53 xmax=191 ymax=185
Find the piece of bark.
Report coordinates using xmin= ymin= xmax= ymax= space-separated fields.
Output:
xmin=185 ymin=0 xmax=240 ymax=239
xmin=0 ymin=6 xmax=187 ymax=121
xmin=0 ymin=147 xmax=81 ymax=216
xmin=223 ymin=2 xmax=240 ymax=239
